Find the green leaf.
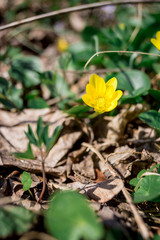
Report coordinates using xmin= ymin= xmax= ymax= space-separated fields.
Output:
xmin=129 ymin=178 xmax=139 ymax=187
xmin=0 ymin=77 xmax=9 ymax=94
xmin=54 ymin=74 xmax=74 ymax=99
xmin=21 ymin=171 xmax=32 ymax=191
xmin=133 ymin=175 xmax=160 ymax=203
xmin=25 ymin=89 xmax=40 ymax=100
xmin=25 ymin=125 xmax=39 ymax=147
xmin=137 ymin=169 xmax=146 ymax=178
xmin=36 ymin=117 xmax=44 ymax=146
xmin=69 ymin=42 xmax=103 ymax=68
xmin=153 ymin=63 xmax=160 ymax=74
xmin=58 ymin=53 xmax=71 ymax=70
xmin=129 ymin=169 xmax=146 ymax=191
xmin=45 ymin=191 xmax=104 ymax=240
xmin=69 ymin=42 xmax=95 ymax=63
xmin=14 ymin=143 xmax=35 ymax=160
xmin=116 ymin=70 xmax=151 ymax=97
xmin=46 ymin=125 xmax=63 ymax=152
xmin=149 ymin=89 xmax=160 ymax=102
xmin=0 ymin=95 xmax=19 ymax=110
xmin=65 ymin=105 xmax=90 ymax=118
xmin=42 ymin=124 xmax=49 ymax=146
xmin=0 ymin=81 xmax=23 ymax=110
xmin=139 ymin=110 xmax=160 ymax=130
xmin=28 ymin=98 xmax=49 ymax=109
xmin=9 ymin=56 xmax=42 ymax=88
xmin=82 ymin=26 xmax=100 ymax=42
xmin=0 ymin=206 xmax=36 ymax=238
xmin=40 ymin=71 xmax=74 ymax=99
xmin=7 ymin=86 xmax=23 ymax=109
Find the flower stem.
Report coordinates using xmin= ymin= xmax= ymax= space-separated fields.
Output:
xmin=28 ymin=189 xmax=34 ymax=200
xmin=88 ymin=112 xmax=99 ymax=119
xmin=38 ymin=148 xmax=46 ymax=203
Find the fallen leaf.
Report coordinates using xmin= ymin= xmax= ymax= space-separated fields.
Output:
xmin=81 ymin=176 xmax=123 ymax=203
xmin=107 ymin=103 xmax=149 ymax=141
xmin=95 ymin=169 xmax=107 ymax=183
xmin=72 ymin=155 xmax=95 ymax=179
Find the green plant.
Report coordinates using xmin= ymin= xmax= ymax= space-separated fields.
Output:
xmin=130 ymin=164 xmax=160 ymax=203
xmin=14 ymin=117 xmax=63 ymax=202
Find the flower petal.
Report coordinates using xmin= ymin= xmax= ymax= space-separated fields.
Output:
xmin=89 ymin=74 xmax=106 ymax=96
xmin=86 ymin=83 xmax=97 ymax=97
xmin=82 ymin=94 xmax=94 ymax=107
xmin=105 ymin=85 xmax=114 ymax=100
xmin=105 ymin=101 xmax=118 ymax=112
xmin=111 ymin=90 xmax=123 ymax=101
xmin=106 ymin=77 xmax=117 ymax=91
xmin=156 ymin=31 xmax=160 ymax=41
xmin=151 ymin=38 xmax=160 ymax=50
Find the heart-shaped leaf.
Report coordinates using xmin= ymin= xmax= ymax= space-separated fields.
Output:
xmin=45 ymin=191 xmax=104 ymax=240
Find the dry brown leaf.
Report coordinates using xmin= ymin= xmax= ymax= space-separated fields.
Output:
xmin=72 ymin=155 xmax=95 ymax=179
xmin=0 ymin=109 xmax=83 ymax=175
xmin=107 ymin=145 xmax=137 ymax=178
xmin=81 ymin=176 xmax=123 ymax=203
xmin=95 ymin=169 xmax=107 ymax=183
xmin=107 ymin=103 xmax=149 ymax=141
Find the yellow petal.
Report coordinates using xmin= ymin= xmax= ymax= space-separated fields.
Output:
xmin=151 ymin=38 xmax=160 ymax=50
xmin=89 ymin=74 xmax=106 ymax=96
xmin=156 ymin=31 xmax=160 ymax=41
xmin=105 ymin=85 xmax=114 ymax=100
xmin=82 ymin=94 xmax=94 ymax=107
xmin=111 ymin=90 xmax=123 ymax=101
xmin=86 ymin=84 xmax=97 ymax=97
xmin=106 ymin=77 xmax=117 ymax=91
xmin=105 ymin=101 xmax=118 ymax=112
xmin=89 ymin=74 xmax=100 ymax=87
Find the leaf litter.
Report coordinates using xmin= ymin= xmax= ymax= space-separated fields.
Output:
xmin=0 ymin=103 xmax=160 ymax=238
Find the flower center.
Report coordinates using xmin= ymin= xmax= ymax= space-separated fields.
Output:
xmin=96 ymin=97 xmax=105 ymax=107
xmin=95 ymin=97 xmax=106 ymax=113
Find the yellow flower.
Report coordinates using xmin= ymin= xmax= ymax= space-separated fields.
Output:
xmin=82 ymin=74 xmax=123 ymax=114
xmin=57 ymin=38 xmax=69 ymax=52
xmin=151 ymin=31 xmax=160 ymax=50
xmin=118 ymin=23 xmax=125 ymax=31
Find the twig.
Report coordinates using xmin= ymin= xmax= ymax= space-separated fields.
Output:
xmin=82 ymin=142 xmax=150 ymax=240
xmin=84 ymin=50 xmax=160 ymax=69
xmin=38 ymin=148 xmax=46 ymax=203
xmin=0 ymin=0 xmax=160 ymax=31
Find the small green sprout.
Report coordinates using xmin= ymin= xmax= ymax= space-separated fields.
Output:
xmin=14 ymin=117 xmax=63 ymax=202
xmin=21 ymin=171 xmax=34 ymax=199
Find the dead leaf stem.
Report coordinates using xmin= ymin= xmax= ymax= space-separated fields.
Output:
xmin=82 ymin=142 xmax=150 ymax=240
